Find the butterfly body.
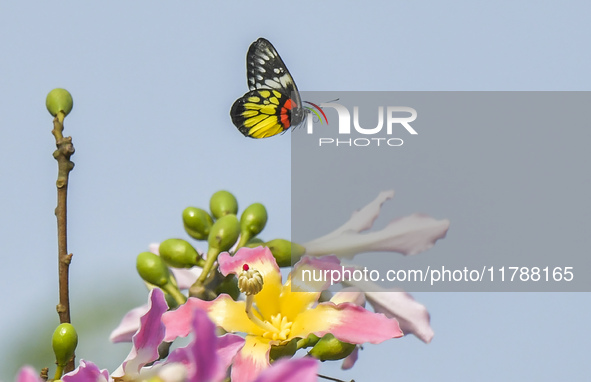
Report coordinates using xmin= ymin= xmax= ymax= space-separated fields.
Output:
xmin=231 ymin=38 xmax=305 ymax=138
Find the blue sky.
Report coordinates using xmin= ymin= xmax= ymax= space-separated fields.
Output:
xmin=1 ymin=1 xmax=590 ymax=380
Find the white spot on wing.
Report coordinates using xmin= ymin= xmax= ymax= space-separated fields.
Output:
xmin=280 ymin=74 xmax=293 ymax=88
xmin=265 ymin=79 xmax=280 ymax=87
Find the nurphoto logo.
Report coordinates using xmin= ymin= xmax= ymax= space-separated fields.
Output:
xmin=305 ymin=102 xmax=418 ymax=147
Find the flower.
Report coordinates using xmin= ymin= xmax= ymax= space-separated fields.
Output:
xmin=303 ymin=190 xmax=450 ymax=258
xmin=65 ymin=288 xmax=245 ymax=382
xmin=162 ymin=246 xmax=402 ymax=382
xmin=113 ymin=190 xmax=448 ymax=348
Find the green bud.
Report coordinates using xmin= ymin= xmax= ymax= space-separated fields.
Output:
xmin=52 ymin=323 xmax=78 ymax=367
xmin=208 ymin=214 xmax=240 ymax=251
xmin=46 ymin=88 xmax=73 ymax=117
xmin=159 ymin=239 xmax=202 ymax=268
xmin=183 ymin=207 xmax=214 ymax=240
xmin=299 ymin=333 xmax=321 ymax=348
xmin=308 ymin=334 xmax=356 ymax=361
xmin=136 ymin=252 xmax=171 ymax=287
xmin=264 ymin=239 xmax=306 ymax=267
xmin=240 ymin=203 xmax=268 ymax=237
xmin=210 ymin=190 xmax=238 ymax=219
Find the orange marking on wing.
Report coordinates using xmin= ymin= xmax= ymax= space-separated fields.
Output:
xmin=283 ymin=99 xmax=296 ymax=110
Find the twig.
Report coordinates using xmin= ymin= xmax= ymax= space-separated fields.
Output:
xmin=318 ymin=374 xmax=354 ymax=382
xmin=51 ymin=111 xmax=75 ymax=372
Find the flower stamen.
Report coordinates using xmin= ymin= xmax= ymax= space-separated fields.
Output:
xmin=262 ymin=313 xmax=292 ymax=341
xmin=238 ymin=264 xmax=264 ymax=296
xmin=238 ymin=264 xmax=280 ymax=334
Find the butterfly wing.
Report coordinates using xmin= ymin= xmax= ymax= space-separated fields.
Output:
xmin=231 ymin=38 xmax=305 ymax=138
xmin=230 ymin=88 xmax=300 ymax=138
xmin=247 ymin=38 xmax=299 ymax=93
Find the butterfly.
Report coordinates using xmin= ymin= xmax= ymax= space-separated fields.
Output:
xmin=230 ymin=38 xmax=307 ymax=139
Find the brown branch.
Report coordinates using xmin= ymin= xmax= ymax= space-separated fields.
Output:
xmin=51 ymin=111 xmax=76 ymax=372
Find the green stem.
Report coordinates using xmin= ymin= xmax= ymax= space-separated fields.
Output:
xmin=234 ymin=231 xmax=251 ymax=250
xmin=244 ymin=295 xmax=277 ymax=333
xmin=196 ymin=247 xmax=221 ymax=284
xmin=54 ymin=365 xmax=64 ymax=380
xmin=162 ymin=283 xmax=187 ymax=305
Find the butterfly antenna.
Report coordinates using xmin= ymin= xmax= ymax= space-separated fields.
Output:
xmin=303 ymin=101 xmax=328 ymax=124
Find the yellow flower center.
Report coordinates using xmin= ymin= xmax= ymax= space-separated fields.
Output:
xmin=261 ymin=313 xmax=292 ymax=341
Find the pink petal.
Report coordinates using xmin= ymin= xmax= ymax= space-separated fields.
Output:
xmin=216 ymin=334 xmax=246 ymax=375
xmin=296 ymin=255 xmax=342 ymax=270
xmin=343 ymin=279 xmax=434 ymax=343
xmin=365 ymin=214 xmax=450 ymax=256
xmin=253 ymin=358 xmax=319 ymax=382
xmin=167 ymin=308 xmax=242 ymax=382
xmin=115 ymin=288 xmax=168 ymax=377
xmin=110 ymin=304 xmax=150 ymax=343
xmin=190 ymin=309 xmax=235 ymax=382
xmin=62 ymin=360 xmax=110 ymax=382
xmin=168 ymin=330 xmax=244 ymax=382
xmin=305 ymin=214 xmax=450 ymax=258
xmin=162 ymin=298 xmax=215 ymax=341
xmin=291 ymin=256 xmax=356 ymax=292
xmin=366 ymin=289 xmax=434 ymax=343
xmin=218 ymin=247 xmax=280 ymax=277
xmin=16 ymin=367 xmax=43 ymax=382
xmin=341 ymin=346 xmax=359 ymax=370
xmin=331 ymin=287 xmax=366 ymax=307
xmin=305 ymin=191 xmax=395 ymax=245
xmin=292 ymin=302 xmax=403 ymax=344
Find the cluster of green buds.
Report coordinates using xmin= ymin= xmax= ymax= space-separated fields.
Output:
xmin=136 ymin=190 xmax=305 ymax=302
xmin=270 ymin=333 xmax=356 ymax=363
